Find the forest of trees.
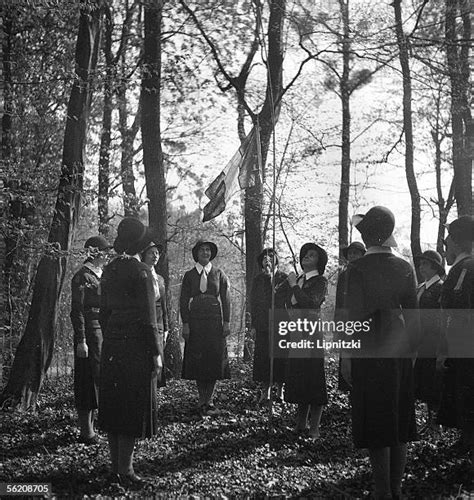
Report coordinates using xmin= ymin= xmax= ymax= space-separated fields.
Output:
xmin=0 ymin=0 xmax=472 ymax=409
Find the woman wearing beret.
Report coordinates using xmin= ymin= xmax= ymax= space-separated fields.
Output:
xmin=141 ymin=242 xmax=169 ymax=387
xmin=180 ymin=240 xmax=231 ymax=414
xmin=99 ymin=218 xmax=163 ymax=484
xmin=285 ymin=242 xmax=328 ymax=438
xmin=250 ymin=248 xmax=290 ymax=404
xmin=70 ymin=235 xmax=111 ymax=444
xmin=341 ymin=206 xmax=419 ymax=499
xmin=413 ymin=250 xmax=444 ymax=431
xmin=335 ymin=241 xmax=366 ymax=391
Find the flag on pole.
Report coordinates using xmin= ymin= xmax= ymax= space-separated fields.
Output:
xmin=202 ymin=127 xmax=261 ymax=222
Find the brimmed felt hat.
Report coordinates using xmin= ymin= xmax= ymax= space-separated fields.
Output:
xmin=257 ymin=248 xmax=278 ymax=268
xmin=113 ymin=217 xmax=154 ymax=256
xmin=300 ymin=242 xmax=328 ymax=275
xmin=342 ymin=241 xmax=366 ymax=259
xmin=141 ymin=241 xmax=164 ymax=257
xmin=415 ymin=250 xmax=444 ymax=275
xmin=353 ymin=206 xmax=397 ymax=247
xmin=192 ymin=240 xmax=218 ymax=262
xmin=84 ymin=235 xmax=111 ymax=251
xmin=446 ymin=215 xmax=474 ymax=243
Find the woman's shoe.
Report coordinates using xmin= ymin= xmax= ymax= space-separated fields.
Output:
xmin=118 ymin=472 xmax=147 ymax=487
xmin=78 ymin=434 xmax=101 ymax=445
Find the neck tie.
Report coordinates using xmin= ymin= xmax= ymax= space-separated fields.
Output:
xmin=417 ymin=283 xmax=425 ymax=301
xmin=200 ymin=269 xmax=207 ymax=293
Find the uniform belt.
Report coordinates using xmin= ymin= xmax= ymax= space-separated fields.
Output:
xmin=190 ymin=293 xmax=217 ymax=304
xmin=86 ymin=307 xmax=100 ymax=313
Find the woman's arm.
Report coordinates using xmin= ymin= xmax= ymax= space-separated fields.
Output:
xmin=291 ymin=276 xmax=327 ymax=309
xmin=219 ymin=270 xmax=231 ymax=323
xmin=179 ymin=271 xmax=192 ymax=324
xmin=70 ymin=270 xmax=86 ymax=344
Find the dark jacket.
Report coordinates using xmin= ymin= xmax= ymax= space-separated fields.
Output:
xmin=344 ymin=251 xmax=419 ymax=448
xmin=98 ymin=255 xmax=161 ymax=438
xmin=438 ymin=255 xmax=474 ymax=430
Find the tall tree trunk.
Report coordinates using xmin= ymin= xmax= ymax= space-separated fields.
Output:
xmin=118 ymin=73 xmax=139 ymax=217
xmin=393 ymin=0 xmax=421 ymax=262
xmin=141 ymin=0 xmax=181 ymax=376
xmin=141 ymin=0 xmax=167 ymax=276
xmin=0 ymin=3 xmax=102 ymax=410
xmin=446 ymin=0 xmax=472 ymax=216
xmin=338 ymin=0 xmax=350 ymax=258
xmin=244 ymin=0 xmax=285 ymax=307
xmin=98 ymin=4 xmax=113 ymax=235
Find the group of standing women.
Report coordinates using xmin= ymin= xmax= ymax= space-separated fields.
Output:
xmin=70 ymin=218 xmax=168 ymax=484
xmin=70 ymin=209 xmax=474 ymax=497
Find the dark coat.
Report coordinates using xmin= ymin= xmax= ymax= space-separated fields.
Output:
xmin=335 ymin=267 xmax=351 ymax=392
xmin=250 ymin=271 xmax=289 ymax=383
xmin=98 ymin=256 xmax=162 ymax=438
xmin=70 ymin=264 xmax=103 ymax=411
xmin=180 ymin=265 xmax=231 ymax=380
xmin=413 ymin=278 xmax=443 ymax=407
xmin=344 ymin=252 xmax=419 ymax=449
xmin=284 ymin=273 xmax=328 ymax=405
xmin=437 ymin=256 xmax=474 ymax=431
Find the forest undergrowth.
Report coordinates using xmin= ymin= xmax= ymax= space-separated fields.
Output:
xmin=0 ymin=357 xmax=472 ymax=499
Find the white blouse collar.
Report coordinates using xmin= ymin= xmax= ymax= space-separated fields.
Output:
xmin=195 ymin=262 xmax=212 ymax=273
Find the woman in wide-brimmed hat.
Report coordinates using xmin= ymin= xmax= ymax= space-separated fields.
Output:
xmin=340 ymin=206 xmax=419 ymax=499
xmin=285 ymin=242 xmax=329 ymax=438
xmin=98 ymin=217 xmax=163 ymax=485
xmin=413 ymin=250 xmax=444 ymax=431
xmin=70 ymin=235 xmax=111 ymax=445
xmin=250 ymin=248 xmax=290 ymax=404
xmin=140 ymin=241 xmax=168 ymax=388
xmin=180 ymin=240 xmax=231 ymax=414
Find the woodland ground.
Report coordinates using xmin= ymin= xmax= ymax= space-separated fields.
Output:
xmin=1 ymin=357 xmax=473 ymax=499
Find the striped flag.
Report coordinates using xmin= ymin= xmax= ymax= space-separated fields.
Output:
xmin=202 ymin=127 xmax=261 ymax=222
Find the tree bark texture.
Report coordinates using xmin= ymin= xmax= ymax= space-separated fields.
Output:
xmin=118 ymin=75 xmax=139 ymax=217
xmin=0 ymin=4 xmax=102 ymax=410
xmin=445 ymin=0 xmax=472 ymax=216
xmin=98 ymin=5 xmax=113 ymax=236
xmin=393 ymin=0 xmax=421 ymax=263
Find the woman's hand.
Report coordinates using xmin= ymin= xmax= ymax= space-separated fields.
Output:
xmin=287 ymin=271 xmax=298 ymax=288
xmin=152 ymin=354 xmax=163 ymax=378
xmin=182 ymin=323 xmax=190 ymax=341
xmin=223 ymin=322 xmax=230 ymax=337
xmin=340 ymin=357 xmax=352 ymax=387
xmin=436 ymin=355 xmax=447 ymax=372
xmin=76 ymin=340 xmax=88 ymax=358
xmin=164 ymin=330 xmax=169 ymax=343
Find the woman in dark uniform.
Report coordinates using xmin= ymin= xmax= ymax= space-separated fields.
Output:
xmin=99 ymin=218 xmax=163 ymax=484
xmin=334 ymin=241 xmax=366 ymax=391
xmin=70 ymin=235 xmax=110 ymax=444
xmin=141 ymin=242 xmax=168 ymax=387
xmin=285 ymin=242 xmax=328 ymax=438
xmin=437 ymin=216 xmax=474 ymax=460
xmin=250 ymin=248 xmax=289 ymax=404
xmin=180 ymin=240 xmax=231 ymax=414
xmin=341 ymin=206 xmax=419 ymax=499
xmin=413 ymin=250 xmax=444 ymax=431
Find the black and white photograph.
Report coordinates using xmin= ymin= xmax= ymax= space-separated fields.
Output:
xmin=0 ymin=0 xmax=473 ymax=497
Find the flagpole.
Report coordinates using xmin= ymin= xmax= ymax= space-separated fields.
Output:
xmin=255 ymin=3 xmax=279 ymax=426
